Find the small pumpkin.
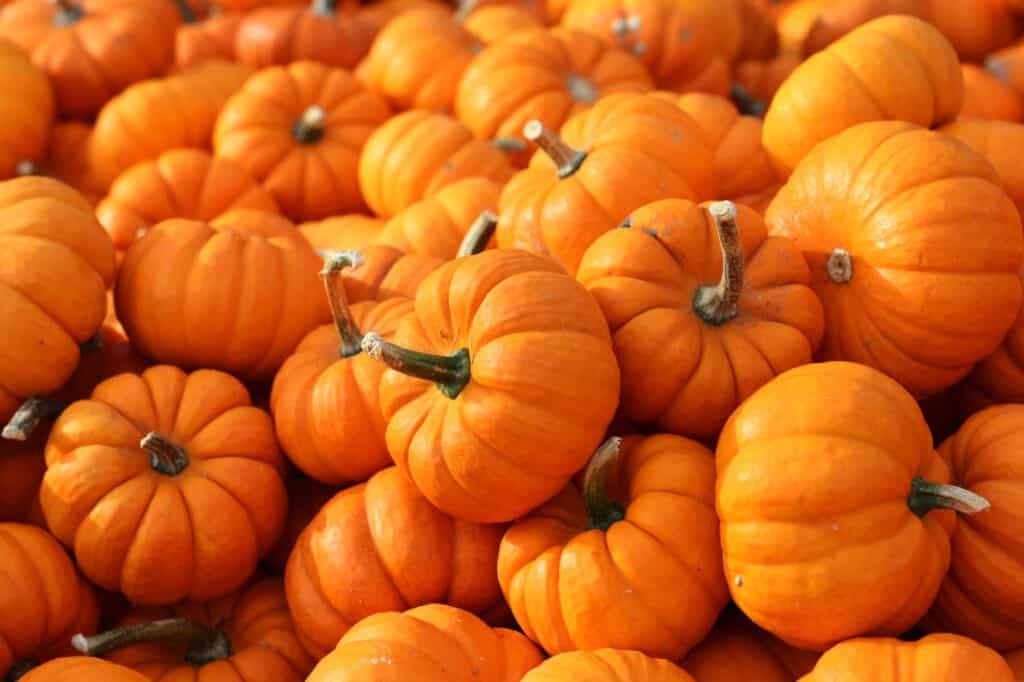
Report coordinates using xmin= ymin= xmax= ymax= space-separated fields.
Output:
xmin=263 ymin=474 xmax=338 ymax=574
xmin=17 ymin=658 xmax=148 ymax=682
xmin=925 ymin=0 xmax=1021 ymax=63
xmin=735 ymin=0 xmax=779 ymax=60
xmin=462 ymin=3 xmax=544 ymax=42
xmin=523 ymin=649 xmax=697 ymax=682
xmin=987 ymin=42 xmax=1024 ymax=100
xmin=174 ymin=10 xmax=242 ymax=70
xmin=777 ymin=0 xmax=927 ymax=56
xmin=0 ymin=37 xmax=53 ymax=181
xmin=41 ymin=365 xmax=288 ymax=605
xmin=960 ymin=64 xmax=1023 ymax=122
xmin=355 ymin=0 xmax=440 ymax=33
xmin=333 ymin=245 xmax=445 ymax=304
xmin=1008 ymin=649 xmax=1024 ymax=680
xmin=0 ymin=429 xmax=46 ymax=524
xmin=300 ymin=214 xmax=383 ymax=252
xmin=29 ymin=122 xmax=104 ymax=205
xmin=940 ymin=118 xmax=1024 ymax=214
xmin=957 ymin=270 xmax=1024 ymax=413
xmin=234 ymin=0 xmax=374 ymax=69
xmin=732 ymin=55 xmax=801 ymax=109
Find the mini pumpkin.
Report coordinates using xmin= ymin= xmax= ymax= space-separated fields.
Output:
xmin=987 ymin=42 xmax=1024 ymax=99
xmin=30 ymin=122 xmax=104 ymax=205
xmin=1008 ymin=649 xmax=1024 ymax=679
xmin=234 ymin=0 xmax=374 ymax=69
xmin=300 ymin=214 xmax=383 ymax=252
xmin=18 ymin=658 xmax=148 ymax=682
xmin=925 ymin=0 xmax=1021 ymax=63
xmin=263 ymin=474 xmax=338 ymax=574
xmin=174 ymin=10 xmax=242 ymax=70
xmin=732 ymin=55 xmax=800 ymax=108
xmin=735 ymin=0 xmax=779 ymax=60
xmin=0 ymin=37 xmax=53 ymax=181
xmin=957 ymin=272 xmax=1024 ymax=413
xmin=523 ymin=649 xmax=697 ymax=682
xmin=960 ymin=64 xmax=1023 ymax=122
xmin=940 ymin=118 xmax=1024 ymax=214
xmin=777 ymin=0 xmax=927 ymax=56
xmin=462 ymin=3 xmax=543 ymax=42
xmin=0 ymin=431 xmax=46 ymax=524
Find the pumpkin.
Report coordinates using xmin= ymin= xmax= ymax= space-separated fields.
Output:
xmin=497 ymin=93 xmax=717 ymax=276
xmin=800 ymin=633 xmax=1014 ymax=681
xmin=300 ymin=214 xmax=383 ymax=253
xmin=732 ymin=55 xmax=801 ymax=109
xmin=960 ymin=64 xmax=1023 ymax=122
xmin=462 ymin=3 xmax=544 ymax=42
xmin=234 ymin=0 xmax=374 ymax=69
xmin=333 ymin=245 xmax=445 ymax=304
xmin=0 ymin=429 xmax=46 ymax=524
xmin=717 ymin=360 xmax=992 ymax=651
xmin=358 ymin=109 xmax=514 ymax=218
xmin=777 ymin=0 xmax=927 ymax=56
xmin=306 ymin=604 xmax=543 ymax=681
xmin=356 ymin=0 xmax=441 ymax=33
xmin=765 ymin=121 xmax=1024 ymax=398
xmin=71 ymin=576 xmax=314 ymax=681
xmin=762 ymin=15 xmax=963 ymax=174
xmin=0 ymin=0 xmax=176 ymax=119
xmin=987 ymin=43 xmax=1024 ymax=99
xmin=115 ymin=211 xmax=328 ymax=381
xmin=41 ymin=365 xmax=288 ymax=605
xmin=940 ymin=118 xmax=1024 ymax=214
xmin=0 ymin=523 xmax=100 ymax=680
xmin=89 ymin=60 xmax=255 ymax=191
xmin=263 ymin=474 xmax=338 ymax=574
xmin=957 ymin=270 xmax=1024 ymax=413
xmin=0 ymin=177 xmax=115 ymax=426
xmin=925 ymin=0 xmax=1021 ymax=63
xmin=96 ymin=149 xmax=280 ymax=255
xmin=285 ymin=465 xmax=507 ymax=658
xmin=576 ymin=200 xmax=823 ymax=439
xmin=499 ymin=434 xmax=727 ymax=657
xmin=214 ymin=60 xmax=391 ymax=221
xmin=919 ymin=404 xmax=1024 ymax=650
xmin=735 ymin=0 xmax=778 ymax=60
xmin=217 ymin=0 xmax=307 ymax=9
xmin=31 ymin=123 xmax=103 ymax=205
xmin=0 ymin=37 xmax=53 ymax=181
xmin=454 ymin=26 xmax=653 ymax=163
xmin=174 ymin=10 xmax=242 ymax=70
xmin=362 ymin=248 xmax=620 ymax=523
xmin=1008 ymin=649 xmax=1024 ymax=679
xmin=18 ymin=658 xmax=148 ymax=682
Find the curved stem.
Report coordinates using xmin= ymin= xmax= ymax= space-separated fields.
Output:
xmin=320 ymin=251 xmax=366 ymax=358
xmin=361 ymin=332 xmax=471 ymax=399
xmin=5 ymin=660 xmax=38 ymax=682
xmin=171 ymin=0 xmax=196 ymax=23
xmin=457 ymin=210 xmax=498 ymax=257
xmin=523 ymin=120 xmax=587 ymax=179
xmin=453 ymin=0 xmax=478 ymax=22
xmin=908 ymin=477 xmax=990 ymax=517
xmin=730 ymin=82 xmax=766 ymax=117
xmin=583 ymin=437 xmax=626 ymax=531
xmin=2 ymin=397 xmax=68 ymax=441
xmin=827 ymin=247 xmax=852 ymax=284
xmin=311 ymin=0 xmax=338 ymax=15
xmin=72 ymin=618 xmax=232 ymax=665
xmin=293 ymin=106 xmax=326 ymax=145
xmin=492 ymin=137 xmax=527 ymax=154
xmin=52 ymin=0 xmax=83 ymax=26
xmin=693 ymin=201 xmax=743 ymax=325
xmin=141 ymin=432 xmax=189 ymax=476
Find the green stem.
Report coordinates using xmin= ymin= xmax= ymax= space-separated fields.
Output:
xmin=908 ymin=477 xmax=991 ymax=517
xmin=456 ymin=210 xmax=498 ymax=257
xmin=492 ymin=137 xmax=527 ymax=154
xmin=171 ymin=0 xmax=196 ymax=23
xmin=2 ymin=397 xmax=68 ymax=441
xmin=5 ymin=660 xmax=38 ymax=682
xmin=141 ymin=432 xmax=189 ymax=476
xmin=523 ymin=120 xmax=587 ymax=179
xmin=361 ymin=332 xmax=471 ymax=399
xmin=72 ymin=618 xmax=232 ymax=665
xmin=583 ymin=437 xmax=626 ymax=531
xmin=52 ymin=0 xmax=83 ymax=26
xmin=693 ymin=201 xmax=743 ymax=325
xmin=320 ymin=251 xmax=366 ymax=358
xmin=293 ymin=106 xmax=326 ymax=145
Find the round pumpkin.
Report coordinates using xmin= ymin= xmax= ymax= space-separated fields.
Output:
xmin=0 ymin=428 xmax=46 ymax=525
xmin=1008 ymin=649 xmax=1024 ymax=680
xmin=779 ymin=0 xmax=928 ymax=56
xmin=732 ymin=55 xmax=801 ymax=108
xmin=18 ymin=658 xmax=148 ymax=682
xmin=214 ymin=60 xmax=391 ymax=221
xmin=263 ymin=474 xmax=338 ymax=574
xmin=306 ymin=604 xmax=543 ymax=681
xmin=940 ymin=118 xmax=1024 ymax=215
xmin=234 ymin=0 xmax=374 ymax=69
xmin=355 ymin=0 xmax=440 ymax=33
xmin=41 ymin=365 xmax=288 ymax=605
xmin=925 ymin=0 xmax=1021 ymax=63
xmin=960 ymin=64 xmax=1023 ymax=122
xmin=987 ymin=42 xmax=1024 ymax=100
xmin=30 ymin=122 xmax=103 ymax=205
xmin=762 ymin=14 xmax=963 ymax=174
xmin=174 ymin=10 xmax=242 ymax=70
xmin=523 ymin=649 xmax=696 ymax=682
xmin=717 ymin=361 xmax=990 ymax=651
xmin=765 ymin=120 xmax=1024 ymax=398
xmin=332 ymin=244 xmax=445 ymax=304
xmin=0 ymin=37 xmax=53 ymax=181
xmin=300 ymin=214 xmax=383 ymax=252
xmin=462 ymin=3 xmax=543 ymax=42
xmin=576 ymin=200 xmax=823 ymax=439
xmin=735 ymin=0 xmax=779 ymax=60
xmin=957 ymin=269 xmax=1024 ymax=413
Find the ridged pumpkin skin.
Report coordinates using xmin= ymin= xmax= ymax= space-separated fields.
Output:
xmin=263 ymin=475 xmax=338 ymax=574
xmin=499 ymin=434 xmax=727 ymax=658
xmin=959 ymin=268 xmax=1024 ymax=412
xmin=765 ymin=121 xmax=1024 ymax=398
xmin=462 ymin=4 xmax=542 ymax=43
xmin=0 ymin=431 xmax=46 ymax=524
xmin=800 ymin=633 xmax=1015 ymax=682
xmin=41 ymin=365 xmax=288 ymax=605
xmin=0 ymin=523 xmax=100 ymax=679
xmin=300 ymin=214 xmax=383 ymax=252
xmin=234 ymin=1 xmax=373 ymax=69
xmin=20 ymin=658 xmax=148 ymax=682
xmin=960 ymin=64 xmax=1023 ymax=122
xmin=779 ymin=0 xmax=927 ymax=56
xmin=115 ymin=211 xmax=328 ymax=382
xmin=38 ymin=122 xmax=104 ymax=204
xmin=921 ymin=404 xmax=1024 ymax=650
xmin=285 ymin=466 xmax=507 ymax=658
xmin=174 ymin=11 xmax=241 ymax=70
xmin=358 ymin=109 xmax=514 ymax=218
xmin=763 ymin=15 xmax=963 ymax=174
xmin=940 ymin=118 xmax=1024 ymax=215
xmin=306 ymin=604 xmax=543 ymax=681
xmin=716 ymin=361 xmax=957 ymax=651
xmin=0 ymin=37 xmax=53 ymax=180
xmin=0 ymin=177 xmax=116 ymax=424
xmin=340 ymin=244 xmax=444 ymax=304
xmin=733 ymin=55 xmax=800 ymax=106
xmin=96 ymin=149 xmax=279 ymax=254
xmin=523 ymin=649 xmax=696 ymax=682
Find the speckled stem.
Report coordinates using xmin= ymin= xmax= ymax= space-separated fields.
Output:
xmin=2 ymin=397 xmax=68 ymax=441
xmin=583 ymin=437 xmax=626 ymax=531
xmin=827 ymin=248 xmax=852 ymax=283
xmin=457 ymin=210 xmax=498 ymax=257
xmin=908 ymin=478 xmax=991 ymax=517
xmin=693 ymin=201 xmax=743 ymax=325
xmin=523 ymin=120 xmax=587 ymax=179
xmin=72 ymin=618 xmax=232 ymax=665
xmin=361 ymin=332 xmax=471 ymax=399
xmin=321 ymin=251 xmax=366 ymax=358
xmin=141 ymin=432 xmax=189 ymax=476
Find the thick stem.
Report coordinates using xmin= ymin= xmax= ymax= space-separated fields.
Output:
xmin=492 ymin=137 xmax=527 ymax=154
xmin=141 ymin=432 xmax=189 ymax=476
xmin=827 ymin=247 xmax=852 ymax=283
xmin=293 ymin=106 xmax=326 ymax=145
xmin=52 ymin=0 xmax=83 ymax=26
xmin=457 ymin=210 xmax=498 ymax=257
xmin=361 ymin=332 xmax=471 ymax=399
xmin=320 ymin=251 xmax=365 ymax=358
xmin=908 ymin=477 xmax=991 ymax=517
xmin=583 ymin=437 xmax=626 ymax=531
xmin=730 ymin=82 xmax=766 ymax=117
xmin=693 ymin=201 xmax=743 ymax=325
xmin=5 ymin=660 xmax=38 ymax=682
xmin=2 ymin=397 xmax=68 ymax=441
xmin=72 ymin=618 xmax=232 ymax=665
xmin=171 ymin=0 xmax=196 ymax=23
xmin=311 ymin=0 xmax=338 ymax=16
xmin=523 ymin=120 xmax=587 ymax=179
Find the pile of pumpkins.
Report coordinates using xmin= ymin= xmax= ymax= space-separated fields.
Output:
xmin=4 ymin=0 xmax=1024 ymax=680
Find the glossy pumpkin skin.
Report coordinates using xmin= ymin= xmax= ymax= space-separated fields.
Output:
xmin=0 ymin=37 xmax=53 ymax=181
xmin=716 ymin=361 xmax=957 ymax=651
xmin=763 ymin=15 xmax=963 ymax=174
xmin=174 ymin=11 xmax=242 ymax=70
xmin=306 ymin=604 xmax=543 ymax=681
xmin=234 ymin=1 xmax=373 ymax=69
xmin=577 ymin=200 xmax=823 ymax=439
xmin=462 ymin=3 xmax=543 ymax=43
xmin=358 ymin=109 xmax=514 ymax=219
xmin=0 ymin=523 xmax=101 ymax=679
xmin=285 ymin=466 xmax=507 ymax=658
xmin=115 ymin=211 xmax=328 ymax=382
xmin=800 ymin=633 xmax=1015 ymax=682
xmin=215 ymin=60 xmax=391 ymax=221
xmin=498 ymin=93 xmax=716 ymax=276
xmin=940 ymin=118 xmax=1024 ymax=215
xmin=0 ymin=431 xmax=46 ymax=524
xmin=96 ymin=149 xmax=279 ymax=254
xmin=19 ymin=658 xmax=149 ymax=682
xmin=499 ymin=434 xmax=727 ymax=658
xmin=523 ymin=649 xmax=696 ymax=682
xmin=0 ymin=177 xmax=116 ymax=424
xmin=41 ymin=365 xmax=288 ymax=605
xmin=960 ymin=64 xmax=1023 ymax=122
xmin=765 ymin=121 xmax=1024 ymax=398
xmin=300 ymin=214 xmax=383 ymax=252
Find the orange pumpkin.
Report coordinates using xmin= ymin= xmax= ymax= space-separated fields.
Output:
xmin=732 ymin=55 xmax=801 ymax=108
xmin=717 ymin=361 xmax=989 ymax=651
xmin=762 ymin=14 xmax=963 ymax=174
xmin=1008 ymin=649 xmax=1024 ymax=679
xmin=940 ymin=118 xmax=1024 ymax=214
xmin=0 ymin=37 xmax=53 ymax=181
xmin=957 ymin=271 xmax=1024 ymax=413
xmin=777 ymin=0 xmax=927 ymax=56
xmin=115 ymin=211 xmax=328 ymax=381
xmin=577 ymin=200 xmax=823 ymax=439
xmin=214 ymin=60 xmax=391 ymax=221
xmin=523 ymin=649 xmax=697 ymax=681
xmin=174 ymin=10 xmax=242 ymax=70
xmin=0 ymin=430 xmax=46 ymax=524
xmin=960 ymin=64 xmax=1023 ymax=122
xmin=234 ymin=0 xmax=374 ymax=69
xmin=355 ymin=0 xmax=441 ymax=33
xmin=987 ymin=42 xmax=1024 ymax=100
xmin=499 ymin=434 xmax=727 ymax=658
xmin=300 ymin=214 xmax=383 ymax=252
xmin=766 ymin=121 xmax=1024 ymax=398
xmin=925 ymin=0 xmax=1021 ymax=63
xmin=18 ymin=658 xmax=148 ymax=682
xmin=41 ymin=365 xmax=288 ymax=605
xmin=334 ymin=244 xmax=445 ymax=304
xmin=462 ymin=3 xmax=543 ymax=42
xmin=30 ymin=123 xmax=103 ymax=205
xmin=735 ymin=0 xmax=779 ymax=60
xmin=306 ymin=604 xmax=543 ymax=681
xmin=263 ymin=474 xmax=338 ymax=574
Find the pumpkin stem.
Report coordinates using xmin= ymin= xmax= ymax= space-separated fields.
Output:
xmin=492 ymin=137 xmax=527 ymax=154
xmin=311 ymin=0 xmax=339 ymax=15
xmin=456 ymin=210 xmax=498 ymax=257
xmin=566 ymin=75 xmax=598 ymax=103
xmin=693 ymin=201 xmax=743 ymax=325
xmin=52 ymin=0 xmax=84 ymax=25
xmin=908 ymin=477 xmax=991 ymax=517
xmin=293 ymin=106 xmax=326 ymax=145
xmin=72 ymin=618 xmax=233 ymax=665
xmin=15 ymin=160 xmax=38 ymax=177
xmin=4 ymin=660 xmax=39 ymax=682
xmin=361 ymin=332 xmax=471 ymax=399
xmin=453 ymin=0 xmax=478 ymax=22
xmin=141 ymin=432 xmax=189 ymax=476
xmin=583 ymin=437 xmax=626 ymax=531
xmin=2 ymin=397 xmax=69 ymax=441
xmin=827 ymin=247 xmax=852 ymax=283
xmin=730 ymin=82 xmax=766 ymax=117
xmin=523 ymin=120 xmax=587 ymax=179
xmin=320 ymin=251 xmax=365 ymax=358
xmin=171 ymin=0 xmax=196 ymax=23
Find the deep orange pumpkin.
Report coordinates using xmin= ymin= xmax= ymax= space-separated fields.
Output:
xmin=732 ymin=55 xmax=800 ymax=109
xmin=1008 ymin=648 xmax=1024 ymax=679
xmin=234 ymin=0 xmax=374 ymax=69
xmin=300 ymin=214 xmax=383 ymax=253
xmin=925 ymin=0 xmax=1021 ymax=63
xmin=940 ymin=118 xmax=1024 ymax=215
xmin=263 ymin=474 xmax=338 ymax=574
xmin=960 ymin=64 xmax=1023 ymax=122
xmin=0 ymin=429 xmax=46 ymax=524
xmin=0 ymin=37 xmax=53 ymax=181
xmin=523 ymin=649 xmax=697 ymax=681
xmin=18 ymin=658 xmax=149 ymax=681
xmin=174 ymin=10 xmax=242 ymax=70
